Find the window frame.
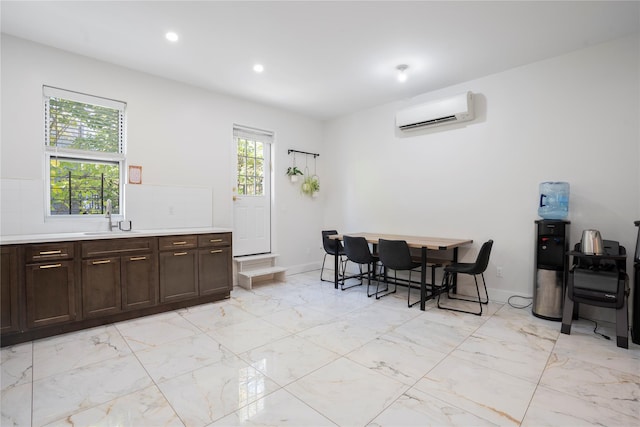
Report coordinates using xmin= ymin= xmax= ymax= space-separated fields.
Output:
xmin=43 ymin=86 xmax=126 ymax=219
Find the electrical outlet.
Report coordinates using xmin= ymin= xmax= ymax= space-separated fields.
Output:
xmin=496 ymin=266 xmax=503 ymax=278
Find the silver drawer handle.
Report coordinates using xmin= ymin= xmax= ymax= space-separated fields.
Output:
xmin=39 ymin=263 xmax=62 ymax=269
xmin=174 ymin=252 xmax=188 ymax=256
xmin=130 ymin=256 xmax=147 ymax=261
xmin=92 ymin=260 xmax=111 ymax=265
xmin=209 ymin=239 xmax=223 ymax=243
xmin=210 ymin=249 xmax=223 ymax=254
xmin=172 ymin=241 xmax=188 ymax=245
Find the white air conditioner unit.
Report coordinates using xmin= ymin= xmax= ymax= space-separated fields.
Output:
xmin=396 ymin=91 xmax=474 ymax=131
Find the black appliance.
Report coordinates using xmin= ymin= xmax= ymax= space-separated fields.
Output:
xmin=533 ymin=220 xmax=570 ymax=320
xmin=633 ymin=220 xmax=640 ymax=345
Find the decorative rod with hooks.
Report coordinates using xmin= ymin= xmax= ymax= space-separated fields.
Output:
xmin=288 ymin=149 xmax=319 ymax=158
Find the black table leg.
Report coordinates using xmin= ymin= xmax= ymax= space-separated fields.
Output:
xmin=334 ymin=242 xmax=339 ymax=289
xmin=452 ymin=247 xmax=459 ymax=293
xmin=420 ymin=246 xmax=427 ymax=310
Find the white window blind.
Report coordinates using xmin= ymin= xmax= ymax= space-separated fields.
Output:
xmin=44 ymin=85 xmax=125 ymax=155
xmin=233 ymin=125 xmax=274 ymax=144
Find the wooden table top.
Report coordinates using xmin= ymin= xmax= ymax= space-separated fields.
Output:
xmin=330 ymin=232 xmax=473 ymax=250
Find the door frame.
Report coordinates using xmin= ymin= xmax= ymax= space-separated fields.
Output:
xmin=231 ymin=125 xmax=274 ymax=257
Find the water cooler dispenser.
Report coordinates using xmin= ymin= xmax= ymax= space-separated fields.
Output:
xmin=533 ymin=220 xmax=570 ymax=320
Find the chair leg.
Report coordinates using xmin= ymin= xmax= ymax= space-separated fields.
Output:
xmin=408 ymin=270 xmax=421 ymax=308
xmin=367 ymin=262 xmax=382 ymax=297
xmin=320 ymin=253 xmax=328 ymax=281
xmin=376 ymin=269 xmax=397 ymax=299
xmin=321 ymin=255 xmax=348 ymax=284
xmin=341 ymin=263 xmax=364 ymax=290
xmin=444 ymin=274 xmax=488 ymax=305
xmin=437 ymin=272 xmax=484 ymax=315
xmin=616 ymin=297 xmax=629 ymax=349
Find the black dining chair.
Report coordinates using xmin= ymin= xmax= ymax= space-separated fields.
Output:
xmin=437 ymin=239 xmax=493 ymax=315
xmin=561 ymin=240 xmax=629 ymax=348
xmin=320 ymin=230 xmax=347 ymax=283
xmin=377 ymin=239 xmax=423 ymax=305
xmin=343 ymin=235 xmax=379 ymax=295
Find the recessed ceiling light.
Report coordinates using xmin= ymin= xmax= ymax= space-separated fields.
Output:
xmin=165 ymin=32 xmax=179 ymax=42
xmin=396 ymin=64 xmax=408 ymax=82
xmin=253 ymin=64 xmax=264 ymax=73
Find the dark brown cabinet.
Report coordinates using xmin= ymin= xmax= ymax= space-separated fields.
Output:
xmin=122 ymin=253 xmax=157 ymax=310
xmin=81 ymin=238 xmax=156 ymax=317
xmin=82 ymin=256 xmax=122 ymax=318
xmin=1 ymin=246 xmax=20 ymax=333
xmin=159 ymin=235 xmax=199 ymax=302
xmin=198 ymin=233 xmax=232 ymax=295
xmin=24 ymin=242 xmax=77 ymax=329
xmin=2 ymin=231 xmax=231 ymax=346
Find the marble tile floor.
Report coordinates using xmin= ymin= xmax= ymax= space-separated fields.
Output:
xmin=2 ymin=270 xmax=639 ymax=426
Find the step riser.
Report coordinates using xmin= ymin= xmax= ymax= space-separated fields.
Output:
xmin=237 ymin=259 xmax=274 ymax=270
xmin=234 ymin=253 xmax=285 ymax=289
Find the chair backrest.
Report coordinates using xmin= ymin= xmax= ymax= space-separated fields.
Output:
xmin=343 ymin=235 xmax=374 ymax=265
xmin=322 ymin=230 xmax=343 ymax=256
xmin=378 ymin=239 xmax=415 ymax=271
xmin=468 ymin=239 xmax=493 ymax=274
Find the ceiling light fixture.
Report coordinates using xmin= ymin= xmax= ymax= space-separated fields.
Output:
xmin=253 ymin=64 xmax=264 ymax=73
xmin=165 ymin=31 xmax=179 ymax=42
xmin=396 ymin=64 xmax=409 ymax=82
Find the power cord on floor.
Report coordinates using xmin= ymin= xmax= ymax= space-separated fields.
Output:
xmin=581 ymin=317 xmax=611 ymax=341
xmin=507 ymin=295 xmax=613 ymax=341
xmin=507 ymin=295 xmax=533 ymax=309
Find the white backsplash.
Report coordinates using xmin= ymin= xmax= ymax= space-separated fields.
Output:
xmin=0 ymin=178 xmax=214 ymax=236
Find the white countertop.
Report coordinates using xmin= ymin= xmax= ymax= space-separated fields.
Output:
xmin=0 ymin=227 xmax=232 ymax=245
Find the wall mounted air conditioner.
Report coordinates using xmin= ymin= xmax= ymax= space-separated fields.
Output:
xmin=396 ymin=91 xmax=474 ymax=131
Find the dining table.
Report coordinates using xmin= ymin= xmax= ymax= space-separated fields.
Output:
xmin=330 ymin=232 xmax=473 ymax=310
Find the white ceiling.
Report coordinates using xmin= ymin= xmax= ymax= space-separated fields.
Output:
xmin=2 ymin=1 xmax=639 ymax=120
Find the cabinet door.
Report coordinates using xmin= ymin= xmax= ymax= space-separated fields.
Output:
xmin=199 ymin=247 xmax=231 ymax=295
xmin=159 ymin=249 xmax=198 ymax=302
xmin=122 ymin=253 xmax=157 ymax=310
xmin=1 ymin=247 xmax=20 ymax=333
xmin=25 ymin=260 xmax=76 ymax=328
xmin=82 ymin=257 xmax=122 ymax=318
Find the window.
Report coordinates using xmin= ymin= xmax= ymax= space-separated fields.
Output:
xmin=234 ymin=127 xmax=272 ymax=197
xmin=44 ymin=86 xmax=126 ymax=216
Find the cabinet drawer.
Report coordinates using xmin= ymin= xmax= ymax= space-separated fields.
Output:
xmin=25 ymin=242 xmax=74 ymax=263
xmin=158 ymin=235 xmax=197 ymax=251
xmin=82 ymin=238 xmax=155 ymax=258
xmin=198 ymin=233 xmax=232 ymax=248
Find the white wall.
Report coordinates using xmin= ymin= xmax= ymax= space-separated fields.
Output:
xmin=323 ymin=34 xmax=640 ymax=304
xmin=0 ymin=35 xmax=325 ymax=272
xmin=2 ymin=33 xmax=639 ymax=295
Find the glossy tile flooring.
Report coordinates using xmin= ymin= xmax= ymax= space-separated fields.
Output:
xmin=2 ymin=270 xmax=639 ymax=426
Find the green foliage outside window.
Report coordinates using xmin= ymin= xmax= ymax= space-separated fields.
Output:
xmin=50 ymin=158 xmax=119 ymax=215
xmin=46 ymin=95 xmax=123 ymax=215
xmin=237 ymin=138 xmax=265 ymax=196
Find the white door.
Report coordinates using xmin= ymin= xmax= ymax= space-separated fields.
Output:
xmin=233 ymin=133 xmax=271 ymax=256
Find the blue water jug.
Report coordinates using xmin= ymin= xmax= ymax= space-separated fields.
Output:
xmin=538 ymin=182 xmax=569 ymax=220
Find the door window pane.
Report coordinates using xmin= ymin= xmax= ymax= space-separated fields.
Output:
xmin=236 ymin=137 xmax=265 ymax=196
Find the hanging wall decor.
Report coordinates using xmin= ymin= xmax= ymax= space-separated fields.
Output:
xmin=286 ymin=151 xmax=304 ymax=182
xmin=302 ymin=156 xmax=320 ymax=197
xmin=288 ymin=149 xmax=320 ymax=198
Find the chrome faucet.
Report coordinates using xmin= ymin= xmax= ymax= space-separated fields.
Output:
xmin=105 ymin=199 xmax=117 ymax=231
